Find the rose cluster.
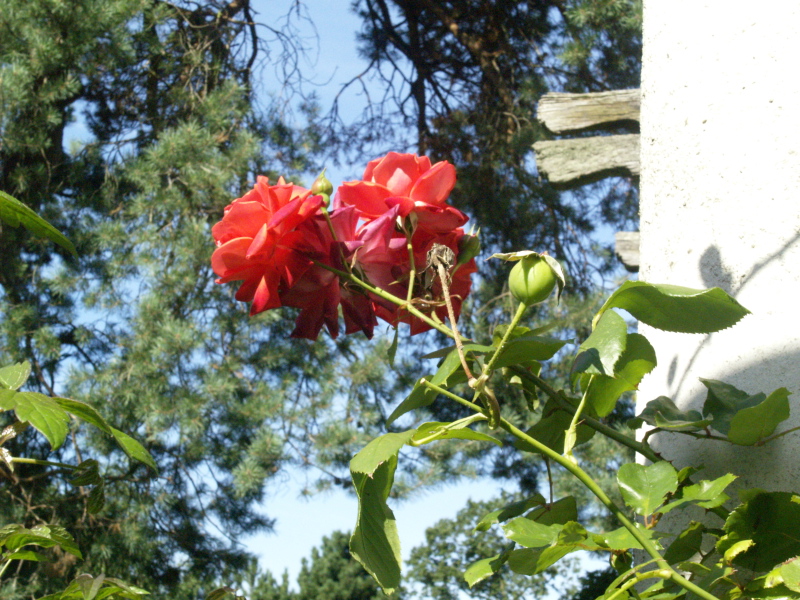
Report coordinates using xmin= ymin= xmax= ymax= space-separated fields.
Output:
xmin=211 ymin=152 xmax=478 ymax=340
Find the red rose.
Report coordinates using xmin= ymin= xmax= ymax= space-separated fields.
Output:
xmin=211 ymin=176 xmax=324 ymax=315
xmin=336 ymin=152 xmax=468 ymax=234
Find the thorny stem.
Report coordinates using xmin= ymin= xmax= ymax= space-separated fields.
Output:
xmin=435 ymin=261 xmax=474 ymax=381
xmin=311 ymin=260 xmax=457 ymax=339
xmin=419 ymin=379 xmax=722 ymax=600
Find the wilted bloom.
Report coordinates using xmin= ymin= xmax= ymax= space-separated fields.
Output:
xmin=336 ymin=152 xmax=468 ymax=234
xmin=211 ymin=176 xmax=324 ymax=315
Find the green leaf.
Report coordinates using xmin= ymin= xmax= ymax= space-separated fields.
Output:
xmin=3 ymin=549 xmax=47 ymax=562
xmin=503 ymin=518 xmax=562 ymax=548
xmin=664 ymin=522 xmax=705 ymax=563
xmin=206 ymin=588 xmax=238 ymax=600
xmin=3 ymin=525 xmax=81 ymax=559
xmin=474 ymin=494 xmax=546 ymax=532
xmin=87 ymin=483 xmax=106 ymax=514
xmin=0 ymin=361 xmax=31 ymax=391
xmin=727 ymin=388 xmax=791 ymax=446
xmin=464 ymin=549 xmax=512 ymax=588
xmin=718 ymin=492 xmax=800 ymax=572
xmin=572 ymin=310 xmax=628 ymax=377
xmin=77 ymin=573 xmax=105 ymax=600
xmin=350 ymin=456 xmax=402 ymax=595
xmin=411 ymin=421 xmax=501 ymax=447
xmin=617 ymin=462 xmax=678 ymax=517
xmin=54 ymin=398 xmax=114 ymax=435
xmin=593 ymin=281 xmax=750 ymax=333
xmin=110 ymin=428 xmax=158 ymax=472
xmin=506 ymin=522 xmax=592 ymax=576
xmin=585 ymin=333 xmax=657 ymax=417
xmin=599 ymin=525 xmax=657 ymax=551
xmin=0 ymin=190 xmax=77 ymax=257
xmin=524 ymin=496 xmax=578 ymax=526
xmin=0 ymin=391 xmax=70 ymax=450
xmin=779 ymin=557 xmax=800 ymax=592
xmin=632 ymin=396 xmax=712 ymax=432
xmin=387 ymin=349 xmax=468 ymax=425
xmin=350 ymin=431 xmax=417 ymax=475
xmin=386 ymin=327 xmax=399 ymax=365
xmin=701 ymin=379 xmax=767 ymax=435
xmin=660 ymin=474 xmax=737 ymax=514
xmin=490 ymin=336 xmax=569 ymax=368
xmin=514 ymin=399 xmax=595 ymax=455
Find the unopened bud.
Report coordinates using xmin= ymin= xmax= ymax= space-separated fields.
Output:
xmin=508 ymin=254 xmax=557 ymax=306
xmin=311 ymin=169 xmax=333 ymax=197
xmin=456 ymin=232 xmax=480 ymax=265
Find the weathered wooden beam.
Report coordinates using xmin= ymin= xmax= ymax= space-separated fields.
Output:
xmin=533 ymin=134 xmax=640 ymax=188
xmin=537 ymin=90 xmax=640 ymax=134
xmin=614 ymin=231 xmax=640 ymax=272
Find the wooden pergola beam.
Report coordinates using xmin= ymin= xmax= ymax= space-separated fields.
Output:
xmin=533 ymin=134 xmax=640 ymax=187
xmin=537 ymin=89 xmax=640 ymax=134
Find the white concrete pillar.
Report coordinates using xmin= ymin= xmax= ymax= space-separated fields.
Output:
xmin=638 ymin=2 xmax=800 ymax=489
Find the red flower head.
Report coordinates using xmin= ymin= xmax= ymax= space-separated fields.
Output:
xmin=336 ymin=152 xmax=468 ymax=234
xmin=211 ymin=176 xmax=325 ymax=315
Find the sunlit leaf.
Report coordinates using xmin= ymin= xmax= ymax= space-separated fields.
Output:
xmin=0 ymin=361 xmax=31 ymax=391
xmin=411 ymin=421 xmax=501 ymax=447
xmin=514 ymin=399 xmax=595 ymax=455
xmin=0 ymin=391 xmax=70 ymax=450
xmin=0 ymin=190 xmax=77 ymax=257
xmin=464 ymin=548 xmax=512 ymax=588
xmin=593 ymin=281 xmax=749 ymax=333
xmin=617 ymin=462 xmax=678 ymax=517
xmin=585 ymin=333 xmax=656 ymax=416
xmin=631 ymin=396 xmax=712 ymax=432
xmin=110 ymin=427 xmax=158 ymax=472
xmin=572 ymin=310 xmax=628 ymax=377
xmin=350 ymin=455 xmax=402 ymax=595
xmin=660 ymin=474 xmax=737 ymax=513
xmin=474 ymin=494 xmax=546 ymax=532
xmin=727 ymin=388 xmax=791 ymax=446
xmin=350 ymin=431 xmax=417 ymax=475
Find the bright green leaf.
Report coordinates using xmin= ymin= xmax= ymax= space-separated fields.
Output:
xmin=490 ymin=336 xmax=569 ymax=368
xmin=727 ymin=388 xmax=791 ymax=446
xmin=585 ymin=333 xmax=656 ymax=416
xmin=464 ymin=550 xmax=511 ymax=588
xmin=617 ymin=462 xmax=678 ymax=517
xmin=54 ymin=398 xmax=114 ymax=435
xmin=572 ymin=310 xmax=628 ymax=377
xmin=593 ymin=281 xmax=750 ymax=333
xmin=660 ymin=474 xmax=737 ymax=513
xmin=350 ymin=455 xmax=402 ymax=595
xmin=3 ymin=549 xmax=47 ymax=562
xmin=474 ymin=494 xmax=546 ymax=532
xmin=524 ymin=496 xmax=578 ymax=526
xmin=0 ymin=361 xmax=31 ymax=391
xmin=779 ymin=557 xmax=800 ymax=592
xmin=0 ymin=190 xmax=77 ymax=257
xmin=503 ymin=518 xmax=563 ymax=548
xmin=350 ymin=431 xmax=417 ymax=475
xmin=3 ymin=391 xmax=70 ymax=450
xmin=411 ymin=421 xmax=501 ymax=447
xmin=701 ymin=379 xmax=765 ymax=435
xmin=110 ymin=428 xmax=158 ymax=472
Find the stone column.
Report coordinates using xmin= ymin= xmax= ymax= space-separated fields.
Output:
xmin=637 ymin=2 xmax=800 ymax=489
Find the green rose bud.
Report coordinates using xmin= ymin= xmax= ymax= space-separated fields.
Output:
xmin=456 ymin=232 xmax=480 ymax=266
xmin=508 ymin=254 xmax=557 ymax=306
xmin=311 ymin=169 xmax=333 ymax=203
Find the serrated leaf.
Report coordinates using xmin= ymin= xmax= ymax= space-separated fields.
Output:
xmin=524 ymin=496 xmax=578 ymax=525
xmin=617 ymin=462 xmax=678 ymax=517
xmin=634 ymin=396 xmax=712 ymax=432
xmin=718 ymin=492 xmax=800 ymax=572
xmin=600 ymin=525 xmax=656 ymax=551
xmin=474 ymin=494 xmax=546 ymax=532
xmin=503 ymin=518 xmax=562 ymax=548
xmin=3 ymin=549 xmax=47 ymax=562
xmin=54 ymin=398 xmax=114 ymax=435
xmin=585 ymin=333 xmax=657 ymax=416
xmin=701 ymin=379 xmax=767 ymax=435
xmin=350 ymin=456 xmax=401 ymax=595
xmin=0 ymin=361 xmax=31 ymax=390
xmin=0 ymin=190 xmax=77 ymax=257
xmin=110 ymin=428 xmax=157 ymax=472
xmin=507 ymin=545 xmax=574 ymax=576
xmin=491 ymin=336 xmax=569 ymax=368
xmin=2 ymin=391 xmax=70 ymax=450
xmin=411 ymin=422 xmax=501 ymax=447
xmin=4 ymin=526 xmax=81 ymax=559
xmin=572 ymin=310 xmax=628 ymax=377
xmin=87 ymin=483 xmax=106 ymax=514
xmin=664 ymin=522 xmax=705 ymax=563
xmin=593 ymin=281 xmax=750 ymax=333
xmin=727 ymin=388 xmax=791 ymax=446
xmin=660 ymin=474 xmax=737 ymax=514
xmin=350 ymin=431 xmax=417 ymax=475
xmin=779 ymin=557 xmax=800 ymax=592
xmin=464 ymin=553 xmax=508 ymax=588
